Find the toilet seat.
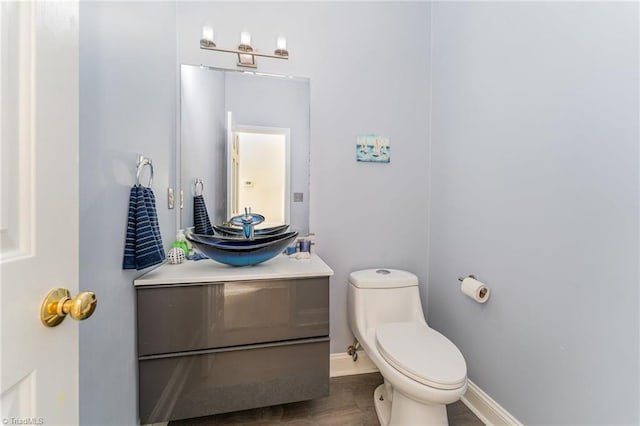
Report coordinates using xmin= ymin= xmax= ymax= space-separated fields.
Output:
xmin=375 ymin=322 xmax=467 ymax=390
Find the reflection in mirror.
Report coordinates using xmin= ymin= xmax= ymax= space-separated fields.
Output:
xmin=180 ymin=65 xmax=309 ymax=234
xmin=227 ymin=125 xmax=290 ymax=226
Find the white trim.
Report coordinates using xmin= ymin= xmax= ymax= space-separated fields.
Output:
xmin=461 ymin=380 xmax=522 ymax=426
xmin=330 ymin=351 xmax=378 ymax=378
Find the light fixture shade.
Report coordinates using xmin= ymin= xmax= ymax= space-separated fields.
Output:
xmin=202 ymin=26 xmax=213 ymax=41
xmin=274 ymin=36 xmax=288 ymax=57
xmin=240 ymin=31 xmax=251 ymax=46
xmin=201 ymin=25 xmax=215 ymax=48
xmin=276 ymin=36 xmax=287 ymax=50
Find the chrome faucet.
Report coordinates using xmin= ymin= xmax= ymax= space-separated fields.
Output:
xmin=230 ymin=207 xmax=265 ymax=240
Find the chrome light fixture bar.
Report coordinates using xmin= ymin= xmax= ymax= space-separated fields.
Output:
xmin=200 ymin=26 xmax=288 ymax=68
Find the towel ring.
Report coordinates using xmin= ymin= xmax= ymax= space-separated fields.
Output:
xmin=136 ymin=157 xmax=154 ymax=188
xmin=193 ymin=178 xmax=204 ymax=196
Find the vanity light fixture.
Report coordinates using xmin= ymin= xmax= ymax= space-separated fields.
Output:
xmin=200 ymin=26 xmax=289 ymax=68
xmin=275 ymin=36 xmax=288 ymax=57
xmin=201 ymin=25 xmax=215 ymax=48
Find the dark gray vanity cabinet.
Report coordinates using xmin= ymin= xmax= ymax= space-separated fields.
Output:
xmin=135 ymin=270 xmax=330 ymax=425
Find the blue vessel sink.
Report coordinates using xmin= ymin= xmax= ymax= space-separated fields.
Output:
xmin=186 ymin=231 xmax=298 ymax=266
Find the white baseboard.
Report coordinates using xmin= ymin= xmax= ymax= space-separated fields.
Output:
xmin=330 ymin=353 xmax=520 ymax=426
xmin=330 ymin=351 xmax=379 ymax=377
xmin=461 ymin=380 xmax=522 ymax=426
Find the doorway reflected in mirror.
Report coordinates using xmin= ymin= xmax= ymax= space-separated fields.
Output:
xmin=228 ymin=127 xmax=290 ymax=227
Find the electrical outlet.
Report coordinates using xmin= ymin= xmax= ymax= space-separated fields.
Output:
xmin=293 ymin=192 xmax=304 ymax=202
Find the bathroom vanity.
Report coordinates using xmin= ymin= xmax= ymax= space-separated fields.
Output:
xmin=134 ymin=254 xmax=332 ymax=424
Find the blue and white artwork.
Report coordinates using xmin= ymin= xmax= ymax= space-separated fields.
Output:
xmin=356 ymin=134 xmax=390 ymax=163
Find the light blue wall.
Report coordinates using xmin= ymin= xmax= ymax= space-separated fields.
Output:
xmin=79 ymin=2 xmax=176 ymax=425
xmin=428 ymin=2 xmax=639 ymax=424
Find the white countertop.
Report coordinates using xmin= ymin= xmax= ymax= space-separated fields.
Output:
xmin=134 ymin=253 xmax=333 ymax=286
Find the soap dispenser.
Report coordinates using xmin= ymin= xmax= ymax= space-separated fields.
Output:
xmin=173 ymin=229 xmax=190 ymax=255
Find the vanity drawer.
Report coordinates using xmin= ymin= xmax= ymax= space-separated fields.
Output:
xmin=138 ymin=338 xmax=329 ymax=424
xmin=136 ymin=277 xmax=329 ymax=356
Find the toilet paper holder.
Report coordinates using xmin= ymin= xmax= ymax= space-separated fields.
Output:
xmin=457 ymin=274 xmax=477 ymax=282
xmin=458 ymin=274 xmax=489 ymax=301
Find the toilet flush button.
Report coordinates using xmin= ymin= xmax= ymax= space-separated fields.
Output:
xmin=376 ymin=269 xmax=390 ymax=275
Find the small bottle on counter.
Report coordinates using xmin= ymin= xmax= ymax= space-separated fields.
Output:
xmin=172 ymin=229 xmax=190 ymax=255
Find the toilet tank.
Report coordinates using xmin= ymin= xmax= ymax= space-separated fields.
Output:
xmin=348 ymin=269 xmax=427 ymax=335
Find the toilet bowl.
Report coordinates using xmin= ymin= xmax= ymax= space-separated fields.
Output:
xmin=347 ymin=269 xmax=467 ymax=426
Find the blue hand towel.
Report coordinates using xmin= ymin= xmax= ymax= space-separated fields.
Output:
xmin=123 ymin=185 xmax=165 ymax=270
xmin=193 ymin=194 xmax=214 ymax=235
xmin=123 ymin=186 xmax=139 ymax=269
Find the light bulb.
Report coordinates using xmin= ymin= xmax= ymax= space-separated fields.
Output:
xmin=240 ymin=31 xmax=251 ymax=46
xmin=201 ymin=25 xmax=214 ymax=42
xmin=276 ymin=36 xmax=287 ymax=50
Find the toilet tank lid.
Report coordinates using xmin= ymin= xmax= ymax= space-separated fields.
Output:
xmin=349 ymin=269 xmax=418 ymax=288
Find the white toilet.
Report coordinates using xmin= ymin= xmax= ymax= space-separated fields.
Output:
xmin=347 ymin=268 xmax=467 ymax=426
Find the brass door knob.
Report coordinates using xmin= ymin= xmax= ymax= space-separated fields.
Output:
xmin=40 ymin=288 xmax=97 ymax=327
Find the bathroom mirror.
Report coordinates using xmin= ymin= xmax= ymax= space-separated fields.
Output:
xmin=180 ymin=64 xmax=310 ymax=233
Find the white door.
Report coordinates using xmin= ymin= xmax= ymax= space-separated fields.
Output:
xmin=1 ymin=2 xmax=81 ymax=425
xmin=235 ymin=128 xmax=290 ymax=226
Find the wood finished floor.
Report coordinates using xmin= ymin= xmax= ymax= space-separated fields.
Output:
xmin=169 ymin=373 xmax=483 ymax=426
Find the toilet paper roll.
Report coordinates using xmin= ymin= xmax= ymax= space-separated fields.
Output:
xmin=461 ymin=276 xmax=490 ymax=303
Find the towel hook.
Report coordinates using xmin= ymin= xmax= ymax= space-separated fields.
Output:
xmin=193 ymin=178 xmax=204 ymax=196
xmin=136 ymin=155 xmax=154 ymax=188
